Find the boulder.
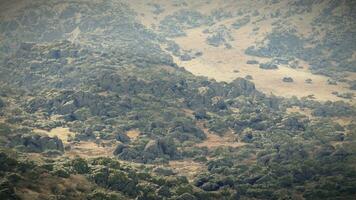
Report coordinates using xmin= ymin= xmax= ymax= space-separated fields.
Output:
xmin=180 ymin=54 xmax=192 ymax=61
xmin=10 ymin=134 xmax=64 ymax=153
xmin=259 ymin=62 xmax=278 ymax=69
xmin=349 ymin=81 xmax=356 ymax=90
xmin=305 ymin=78 xmax=312 ymax=84
xmin=245 ymin=75 xmax=253 ymax=80
xmin=193 ymin=109 xmax=210 ymax=120
xmin=153 ymin=167 xmax=176 ymax=176
xmin=227 ymin=78 xmax=256 ymax=97
xmin=327 ymin=79 xmax=337 ymax=85
xmin=282 ymin=77 xmax=294 ymax=83
xmin=113 ymin=143 xmax=128 ymax=155
xmin=156 ymin=186 xmax=171 ymax=197
xmin=157 ymin=137 xmax=177 ymax=157
xmin=246 ymin=60 xmax=259 ymax=65
xmin=201 ymin=182 xmax=220 ymax=191
xmin=0 ymin=98 xmax=4 ymax=109
xmin=57 ymin=100 xmax=77 ymax=114
xmin=212 ymin=98 xmax=227 ymax=110
xmin=141 ymin=138 xmax=178 ymax=162
xmin=144 ymin=140 xmax=163 ymax=155
xmin=48 ymin=49 xmax=61 ymax=59
xmin=115 ymin=132 xmax=131 ymax=144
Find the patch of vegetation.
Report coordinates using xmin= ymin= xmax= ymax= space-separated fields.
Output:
xmin=231 ymin=16 xmax=250 ymax=29
xmin=205 ymin=25 xmax=234 ymax=48
xmin=159 ymin=9 xmax=210 ymax=37
xmin=282 ymin=77 xmax=294 ymax=83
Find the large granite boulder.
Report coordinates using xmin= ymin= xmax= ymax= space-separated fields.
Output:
xmin=10 ymin=134 xmax=64 ymax=153
xmin=144 ymin=140 xmax=164 ymax=159
xmin=115 ymin=132 xmax=131 ymax=144
xmin=143 ymin=138 xmax=178 ymax=161
xmin=0 ymin=98 xmax=5 ymax=109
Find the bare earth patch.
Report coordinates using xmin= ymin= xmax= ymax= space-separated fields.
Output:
xmin=169 ymin=159 xmax=206 ymax=181
xmin=65 ymin=141 xmax=116 ymax=158
xmin=196 ymin=129 xmax=245 ymax=149
xmin=126 ymin=129 xmax=140 ymax=140
xmin=196 ymin=123 xmax=246 ymax=149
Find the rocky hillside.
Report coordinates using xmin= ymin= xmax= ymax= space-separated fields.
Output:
xmin=0 ymin=0 xmax=355 ymax=200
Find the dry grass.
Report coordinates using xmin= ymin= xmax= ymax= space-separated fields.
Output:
xmin=173 ymin=26 xmax=355 ymax=102
xmin=126 ymin=0 xmax=355 ymax=103
xmin=65 ymin=141 xmax=116 ymax=159
xmin=126 ymin=129 xmax=140 ymax=140
xmin=195 ymin=122 xmax=246 ymax=149
xmin=169 ymin=159 xmax=206 ymax=181
xmin=332 ymin=117 xmax=354 ymax=127
xmin=196 ymin=129 xmax=245 ymax=149
xmin=33 ymin=127 xmax=74 ymax=144
xmin=97 ymin=91 xmax=110 ymax=97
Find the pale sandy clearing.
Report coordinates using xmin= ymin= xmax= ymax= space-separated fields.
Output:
xmin=126 ymin=129 xmax=140 ymax=140
xmin=65 ymin=141 xmax=116 ymax=158
xmin=169 ymin=159 xmax=206 ymax=181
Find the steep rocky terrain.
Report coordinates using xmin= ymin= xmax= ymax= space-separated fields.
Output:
xmin=0 ymin=0 xmax=355 ymax=200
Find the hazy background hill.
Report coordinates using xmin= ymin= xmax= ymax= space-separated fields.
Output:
xmin=123 ymin=0 xmax=356 ymax=102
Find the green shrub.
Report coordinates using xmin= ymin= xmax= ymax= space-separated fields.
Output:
xmin=71 ymin=157 xmax=90 ymax=174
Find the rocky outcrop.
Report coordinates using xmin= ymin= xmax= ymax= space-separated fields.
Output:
xmin=144 ymin=140 xmax=163 ymax=156
xmin=115 ymin=132 xmax=131 ymax=144
xmin=114 ymin=137 xmax=178 ymax=163
xmin=227 ymin=78 xmax=256 ymax=97
xmin=0 ymin=98 xmax=5 ymax=109
xmin=9 ymin=134 xmax=64 ymax=153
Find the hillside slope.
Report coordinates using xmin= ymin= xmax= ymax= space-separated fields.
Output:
xmin=0 ymin=0 xmax=355 ymax=200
